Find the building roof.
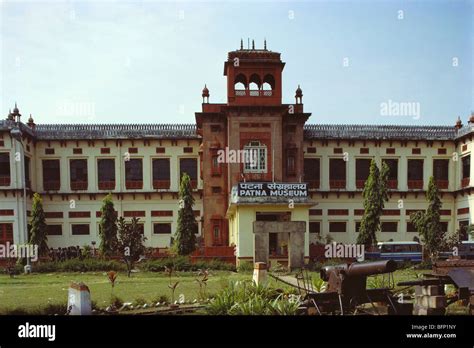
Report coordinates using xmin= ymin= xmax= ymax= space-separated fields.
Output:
xmin=1 ymin=119 xmax=472 ymax=141
xmin=33 ymin=123 xmax=198 ymax=140
xmin=303 ymin=124 xmax=458 ymax=141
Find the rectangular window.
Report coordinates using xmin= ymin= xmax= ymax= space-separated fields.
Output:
xmin=407 ymin=159 xmax=423 ymax=189
xmin=459 ymin=220 xmax=470 ymax=241
xmin=98 ymin=159 xmax=115 ymax=190
xmin=433 ymin=159 xmax=449 ymax=189
xmin=0 ymin=153 xmax=11 ymax=186
xmin=286 ymin=148 xmax=296 ymax=176
xmin=0 ymin=223 xmax=14 ymax=245
xmin=70 ymin=159 xmax=88 ymax=190
xmin=71 ymin=224 xmax=90 ymax=235
xmin=355 ymin=221 xmax=361 ymax=232
xmin=24 ymin=156 xmax=31 ymax=188
xmin=381 ymin=222 xmax=398 ymax=232
xmin=329 ymin=221 xmax=346 ymax=233
xmin=152 ymin=158 xmax=170 ymax=189
xmin=407 ymin=222 xmax=417 ymax=232
xmin=329 ymin=159 xmax=346 ymax=189
xmin=304 ymin=158 xmax=320 ymax=189
xmin=355 ymin=159 xmax=371 ymax=188
xmin=383 ymin=158 xmax=398 ymax=189
xmin=47 ymin=225 xmax=62 ymax=236
xmin=462 ymin=155 xmax=470 ymax=187
xmin=153 ymin=223 xmax=172 ymax=234
xmin=383 ymin=159 xmax=398 ymax=180
xmin=309 ymin=222 xmax=320 ymax=234
xmin=180 ymin=158 xmax=197 ymax=188
xmin=243 ymin=141 xmax=267 ymax=174
xmin=42 ymin=159 xmax=60 ymax=190
xmin=125 ymin=158 xmax=143 ymax=189
xmin=211 ymin=154 xmax=221 ymax=176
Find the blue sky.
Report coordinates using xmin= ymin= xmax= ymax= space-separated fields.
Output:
xmin=0 ymin=0 xmax=472 ymax=125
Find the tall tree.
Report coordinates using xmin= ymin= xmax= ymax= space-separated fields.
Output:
xmin=98 ymin=193 xmax=118 ymax=257
xmin=29 ymin=193 xmax=48 ymax=256
xmin=411 ymin=176 xmax=444 ymax=263
xmin=356 ymin=160 xmax=389 ymax=248
xmin=174 ymin=173 xmax=197 ymax=255
xmin=116 ymin=217 xmax=147 ymax=277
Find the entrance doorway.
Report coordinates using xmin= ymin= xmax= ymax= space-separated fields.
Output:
xmin=256 ymin=213 xmax=291 ymax=256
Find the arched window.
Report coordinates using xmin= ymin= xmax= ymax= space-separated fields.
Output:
xmin=249 ymin=74 xmax=261 ymax=96
xmin=243 ymin=141 xmax=267 ymax=173
xmin=234 ymin=74 xmax=247 ymax=96
xmin=262 ymin=74 xmax=275 ymax=96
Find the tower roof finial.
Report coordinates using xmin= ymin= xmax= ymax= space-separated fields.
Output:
xmin=264 ymin=38 xmax=267 ymax=50
xmin=240 ymin=38 xmax=243 ymax=50
xmin=252 ymin=39 xmax=255 ymax=50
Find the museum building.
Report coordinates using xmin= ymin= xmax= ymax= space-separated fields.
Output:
xmin=0 ymin=43 xmax=473 ymax=266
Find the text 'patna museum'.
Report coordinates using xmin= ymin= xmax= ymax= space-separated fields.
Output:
xmin=0 ymin=44 xmax=473 ymax=265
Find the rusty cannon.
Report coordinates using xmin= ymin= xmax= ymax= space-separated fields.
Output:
xmin=302 ymin=260 xmax=411 ymax=315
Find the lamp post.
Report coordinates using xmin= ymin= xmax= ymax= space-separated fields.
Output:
xmin=10 ymin=126 xmax=31 ymax=272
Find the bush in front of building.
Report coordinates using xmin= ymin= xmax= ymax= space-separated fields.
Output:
xmin=138 ymin=256 xmax=235 ymax=272
xmin=29 ymin=258 xmax=126 ymax=273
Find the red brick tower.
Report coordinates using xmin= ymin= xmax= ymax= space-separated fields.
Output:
xmin=196 ymin=41 xmax=311 ymax=248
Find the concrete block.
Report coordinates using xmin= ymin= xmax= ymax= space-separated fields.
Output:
xmin=68 ymin=282 xmax=92 ymax=315
xmin=421 ymin=285 xmax=445 ymax=296
xmin=416 ymin=295 xmax=446 ymax=309
xmin=414 ymin=304 xmax=446 ymax=316
xmin=252 ymin=262 xmax=268 ymax=286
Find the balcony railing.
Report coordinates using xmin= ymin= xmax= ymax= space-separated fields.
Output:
xmin=98 ymin=181 xmax=116 ymax=190
xmin=461 ymin=177 xmax=470 ymax=188
xmin=308 ymin=180 xmax=320 ymax=189
xmin=330 ymin=180 xmax=346 ymax=189
xmin=153 ymin=180 xmax=170 ymax=189
xmin=0 ymin=176 xmax=11 ymax=186
xmin=43 ymin=181 xmax=60 ymax=191
xmin=71 ymin=181 xmax=88 ymax=190
xmin=408 ymin=180 xmax=424 ymax=189
xmin=356 ymin=180 xmax=366 ymax=189
xmin=234 ymin=89 xmax=273 ymax=97
xmin=435 ymin=180 xmax=448 ymax=189
xmin=190 ymin=180 xmax=197 ymax=189
xmin=126 ymin=180 xmax=143 ymax=189
xmin=387 ymin=180 xmax=398 ymax=190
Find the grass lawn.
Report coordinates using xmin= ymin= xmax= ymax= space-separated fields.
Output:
xmin=1 ymin=266 xmax=467 ymax=315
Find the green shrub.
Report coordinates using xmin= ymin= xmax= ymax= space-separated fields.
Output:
xmin=153 ymin=294 xmax=170 ymax=304
xmin=138 ymin=256 xmax=235 ymax=272
xmin=237 ymin=261 xmax=253 ymax=272
xmin=206 ymin=280 xmax=298 ymax=315
xmin=0 ymin=303 xmax=67 ymax=315
xmin=133 ymin=297 xmax=147 ymax=307
xmin=30 ymin=258 xmax=126 ymax=273
xmin=110 ymin=295 xmax=123 ymax=308
xmin=208 ymin=281 xmax=302 ymax=315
